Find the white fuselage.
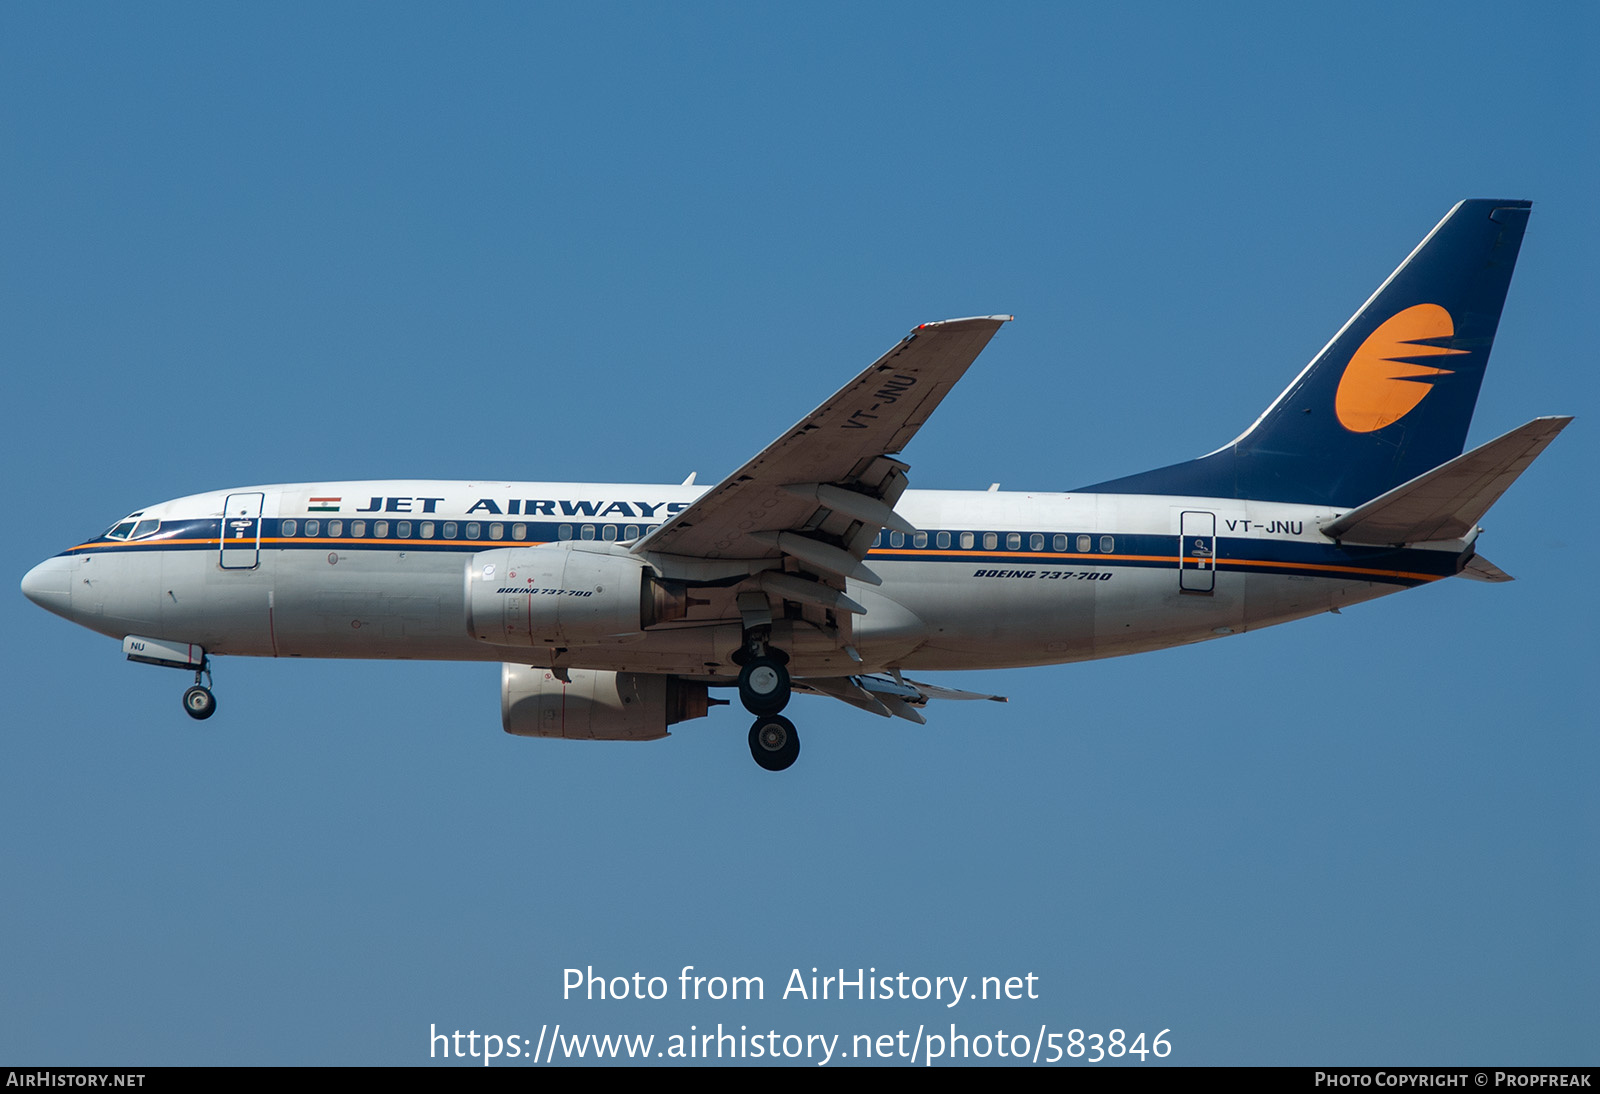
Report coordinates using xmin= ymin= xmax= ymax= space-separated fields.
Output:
xmin=25 ymin=479 xmax=1465 ymax=681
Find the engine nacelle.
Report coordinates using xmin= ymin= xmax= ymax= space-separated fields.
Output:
xmin=501 ymin=665 xmax=712 ymax=741
xmin=467 ymin=543 xmax=685 ymax=647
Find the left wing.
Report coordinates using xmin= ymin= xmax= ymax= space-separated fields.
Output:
xmin=633 ymin=316 xmax=1011 ymax=577
xmin=797 ymin=673 xmax=1008 ymax=723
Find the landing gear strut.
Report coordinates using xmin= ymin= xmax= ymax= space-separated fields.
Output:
xmin=182 ymin=658 xmax=216 ymax=721
xmin=736 ymin=631 xmax=796 ymax=768
xmin=748 ymin=714 xmax=799 ymax=772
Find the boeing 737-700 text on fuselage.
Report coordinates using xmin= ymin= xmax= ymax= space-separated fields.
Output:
xmin=22 ymin=201 xmax=1569 ymax=770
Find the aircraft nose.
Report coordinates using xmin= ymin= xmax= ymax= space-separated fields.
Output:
xmin=21 ymin=556 xmax=73 ymax=620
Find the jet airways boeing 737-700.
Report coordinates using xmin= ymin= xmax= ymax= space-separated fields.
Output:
xmin=21 ymin=200 xmax=1569 ymax=770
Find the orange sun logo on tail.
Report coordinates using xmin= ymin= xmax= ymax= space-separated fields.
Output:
xmin=1335 ymin=303 xmax=1467 ymax=433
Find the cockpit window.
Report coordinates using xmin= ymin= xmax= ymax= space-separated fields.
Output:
xmin=104 ymin=512 xmax=145 ymax=540
xmin=103 ymin=512 xmax=161 ymax=541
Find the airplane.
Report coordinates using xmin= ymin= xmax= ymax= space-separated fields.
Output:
xmin=21 ymin=199 xmax=1570 ymax=771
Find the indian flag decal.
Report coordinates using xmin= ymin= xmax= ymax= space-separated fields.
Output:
xmin=308 ymin=496 xmax=341 ymax=512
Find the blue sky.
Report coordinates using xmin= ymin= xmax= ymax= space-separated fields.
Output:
xmin=3 ymin=2 xmax=1595 ymax=1066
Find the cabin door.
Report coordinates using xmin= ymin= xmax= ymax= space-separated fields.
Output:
xmin=1179 ymin=510 xmax=1216 ymax=594
xmin=220 ymin=492 xmax=265 ymax=570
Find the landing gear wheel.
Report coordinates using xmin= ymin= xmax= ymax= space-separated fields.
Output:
xmin=748 ymin=715 xmax=800 ymax=772
xmin=182 ymin=685 xmax=217 ymax=721
xmin=737 ymin=656 xmax=791 ymax=715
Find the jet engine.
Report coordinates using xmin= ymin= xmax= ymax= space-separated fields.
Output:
xmin=501 ymin=665 xmax=712 ymax=740
xmin=466 ymin=543 xmax=686 ymax=647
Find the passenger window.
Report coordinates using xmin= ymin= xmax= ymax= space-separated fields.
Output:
xmin=558 ymin=524 xmax=573 ymax=540
xmin=374 ymin=521 xmax=389 ymax=537
xmin=512 ymin=523 xmax=527 ymax=541
xmin=1100 ymin=536 xmax=1114 ymax=553
xmin=306 ymin=519 xmax=320 ymax=537
xmin=873 ymin=532 xmax=882 ymax=547
xmin=465 ymin=522 xmax=479 ymax=539
xmin=489 ymin=523 xmax=504 ymax=540
xmin=890 ymin=531 xmax=904 ymax=548
xmin=1053 ymin=534 xmax=1067 ymax=551
xmin=328 ymin=520 xmax=343 ymax=537
xmin=603 ymin=524 xmax=617 ymax=541
xmin=1030 ymin=533 xmax=1044 ymax=551
xmin=420 ymin=522 xmax=435 ymax=539
xmin=397 ymin=521 xmax=412 ymax=538
xmin=983 ymin=532 xmax=997 ymax=549
xmin=1076 ymin=534 xmax=1092 ymax=553
xmin=580 ymin=524 xmax=595 ymax=540
xmin=1006 ymin=532 xmax=1021 ymax=550
xmin=282 ymin=519 xmax=298 ymax=537
xmin=959 ymin=532 xmax=974 ymax=549
xmin=353 ymin=520 xmax=368 ymax=537
xmin=647 ymin=525 xmax=661 ymax=533
xmin=936 ymin=531 xmax=950 ymax=548
xmin=913 ymin=532 xmax=927 ymax=548
xmin=625 ymin=524 xmax=640 ymax=540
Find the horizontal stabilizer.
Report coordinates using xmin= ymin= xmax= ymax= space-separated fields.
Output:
xmin=1458 ymin=554 xmax=1514 ymax=583
xmin=1320 ymin=416 xmax=1572 ymax=545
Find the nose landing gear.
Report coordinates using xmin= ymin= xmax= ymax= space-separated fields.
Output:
xmin=183 ymin=685 xmax=217 ymax=720
xmin=181 ymin=658 xmax=216 ymax=721
xmin=120 ymin=636 xmax=218 ymax=721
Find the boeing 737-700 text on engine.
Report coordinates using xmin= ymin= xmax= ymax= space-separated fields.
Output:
xmin=22 ymin=200 xmax=1569 ymax=770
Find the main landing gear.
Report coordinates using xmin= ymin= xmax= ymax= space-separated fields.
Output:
xmin=736 ymin=639 xmax=797 ymax=771
xmin=748 ymin=715 xmax=799 ymax=772
xmin=737 ymin=655 xmax=790 ymax=716
xmin=182 ymin=659 xmax=217 ymax=721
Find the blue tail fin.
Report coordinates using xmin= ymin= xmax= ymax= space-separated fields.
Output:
xmin=1081 ymin=200 xmax=1532 ymax=506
